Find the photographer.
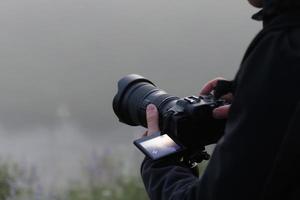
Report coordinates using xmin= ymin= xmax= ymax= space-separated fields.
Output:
xmin=141 ymin=0 xmax=300 ymax=199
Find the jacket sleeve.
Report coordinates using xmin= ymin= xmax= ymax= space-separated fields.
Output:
xmin=141 ymin=157 xmax=202 ymax=200
xmin=141 ymin=25 xmax=300 ymax=200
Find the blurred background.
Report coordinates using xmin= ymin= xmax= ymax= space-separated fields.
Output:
xmin=0 ymin=0 xmax=261 ymax=199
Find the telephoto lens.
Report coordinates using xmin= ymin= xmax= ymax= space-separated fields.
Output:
xmin=113 ymin=74 xmax=179 ymax=128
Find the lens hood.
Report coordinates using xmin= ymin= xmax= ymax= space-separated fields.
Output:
xmin=113 ymin=74 xmax=155 ymax=125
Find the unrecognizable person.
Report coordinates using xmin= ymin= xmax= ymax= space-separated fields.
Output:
xmin=141 ymin=0 xmax=300 ymax=199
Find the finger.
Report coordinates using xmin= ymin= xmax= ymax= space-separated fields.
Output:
xmin=221 ymin=93 xmax=234 ymax=102
xmin=142 ymin=131 xmax=148 ymax=137
xmin=146 ymin=104 xmax=160 ymax=135
xmin=200 ymin=77 xmax=226 ymax=95
xmin=213 ymin=105 xmax=231 ymax=119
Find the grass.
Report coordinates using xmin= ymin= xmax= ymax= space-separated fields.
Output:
xmin=64 ymin=176 xmax=147 ymax=200
xmin=0 ymin=152 xmax=208 ymax=200
xmin=0 ymin=163 xmax=13 ymax=199
xmin=0 ymin=153 xmax=149 ymax=200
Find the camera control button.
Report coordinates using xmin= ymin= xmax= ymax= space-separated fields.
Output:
xmin=184 ymin=97 xmax=196 ymax=104
xmin=190 ymin=96 xmax=199 ymax=100
xmin=190 ymin=96 xmax=200 ymax=102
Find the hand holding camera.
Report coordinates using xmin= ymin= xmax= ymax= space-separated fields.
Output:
xmin=145 ymin=76 xmax=233 ymax=137
xmin=200 ymin=77 xmax=233 ymax=119
xmin=113 ymin=74 xmax=233 ymax=163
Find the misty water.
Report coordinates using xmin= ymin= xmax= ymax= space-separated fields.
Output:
xmin=0 ymin=0 xmax=261 ymax=189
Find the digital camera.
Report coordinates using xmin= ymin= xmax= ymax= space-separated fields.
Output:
xmin=113 ymin=74 xmax=227 ymax=162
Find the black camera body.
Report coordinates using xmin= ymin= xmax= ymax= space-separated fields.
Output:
xmin=113 ymin=74 xmax=227 ymax=161
xmin=162 ymin=95 xmax=226 ymax=151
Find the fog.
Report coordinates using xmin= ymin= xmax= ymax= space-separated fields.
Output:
xmin=0 ymin=0 xmax=261 ymax=186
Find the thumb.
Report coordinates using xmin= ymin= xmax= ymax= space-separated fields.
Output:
xmin=146 ymin=104 xmax=160 ymax=135
xmin=213 ymin=105 xmax=231 ymax=119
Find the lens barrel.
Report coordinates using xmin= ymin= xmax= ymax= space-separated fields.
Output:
xmin=113 ymin=74 xmax=179 ymax=128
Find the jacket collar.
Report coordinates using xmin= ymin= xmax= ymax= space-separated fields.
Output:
xmin=252 ymin=0 xmax=276 ymax=25
xmin=252 ymin=1 xmax=300 ymax=27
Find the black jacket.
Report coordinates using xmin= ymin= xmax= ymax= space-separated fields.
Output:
xmin=141 ymin=11 xmax=300 ymax=200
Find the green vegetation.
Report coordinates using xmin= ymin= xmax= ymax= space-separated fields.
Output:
xmin=0 ymin=153 xmax=208 ymax=200
xmin=64 ymin=176 xmax=147 ymax=200
xmin=0 ymin=154 xmax=148 ymax=200
xmin=0 ymin=163 xmax=13 ymax=199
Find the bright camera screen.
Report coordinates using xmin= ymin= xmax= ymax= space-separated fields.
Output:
xmin=140 ymin=134 xmax=181 ymax=159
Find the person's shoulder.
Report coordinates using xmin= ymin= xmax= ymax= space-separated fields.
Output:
xmin=264 ymin=13 xmax=300 ymax=53
xmin=254 ymin=21 xmax=300 ymax=60
xmin=285 ymin=27 xmax=300 ymax=54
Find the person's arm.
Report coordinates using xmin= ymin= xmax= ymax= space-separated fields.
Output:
xmin=141 ymin=156 xmax=201 ymax=200
xmin=141 ymin=27 xmax=300 ymax=200
xmin=141 ymin=78 xmax=232 ymax=199
xmin=141 ymin=105 xmax=204 ymax=199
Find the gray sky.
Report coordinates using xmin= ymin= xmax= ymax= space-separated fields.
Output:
xmin=0 ymin=0 xmax=261 ymax=186
xmin=0 ymin=0 xmax=261 ymax=134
